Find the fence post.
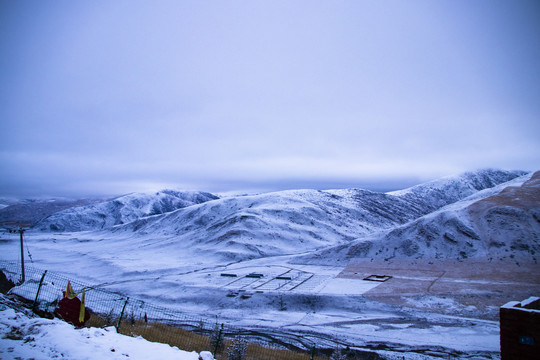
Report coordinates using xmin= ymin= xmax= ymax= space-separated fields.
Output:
xmin=213 ymin=323 xmax=224 ymax=356
xmin=19 ymin=229 xmax=26 ymax=284
xmin=32 ymin=270 xmax=47 ymax=312
xmin=116 ymin=297 xmax=129 ymax=332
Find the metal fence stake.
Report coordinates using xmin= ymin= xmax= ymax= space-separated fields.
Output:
xmin=32 ymin=270 xmax=47 ymax=312
xmin=213 ymin=323 xmax=224 ymax=356
xmin=116 ymin=297 xmax=130 ymax=332
xmin=19 ymin=229 xmax=26 ymax=284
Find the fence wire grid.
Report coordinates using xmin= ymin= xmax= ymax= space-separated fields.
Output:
xmin=0 ymin=261 xmax=384 ymax=360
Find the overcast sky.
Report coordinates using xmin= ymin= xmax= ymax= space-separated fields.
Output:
xmin=1 ymin=1 xmax=539 ymax=197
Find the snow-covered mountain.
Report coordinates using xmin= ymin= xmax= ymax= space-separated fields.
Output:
xmin=388 ymin=169 xmax=528 ymax=212
xmin=108 ymin=188 xmax=422 ymax=260
xmin=20 ymin=168 xmax=525 ymax=262
xmin=0 ymin=198 xmax=105 ymax=228
xmin=299 ymin=171 xmax=539 ymax=264
xmin=93 ymin=170 xmax=521 ymax=261
xmin=1 ymin=169 xmax=535 ymax=360
xmin=1 ymin=169 xmax=532 ymax=263
xmin=35 ymin=190 xmax=219 ymax=232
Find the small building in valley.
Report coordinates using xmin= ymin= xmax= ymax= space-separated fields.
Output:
xmin=500 ymin=296 xmax=540 ymax=360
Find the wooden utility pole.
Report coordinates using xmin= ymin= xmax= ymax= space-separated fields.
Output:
xmin=19 ymin=228 xmax=25 ymax=283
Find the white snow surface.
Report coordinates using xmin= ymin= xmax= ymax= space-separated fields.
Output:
xmin=0 ymin=294 xmax=203 ymax=360
xmin=300 ymin=170 xmax=539 ymax=263
xmin=1 ymin=169 xmax=536 ymax=359
xmin=35 ymin=190 xmax=218 ymax=232
xmin=29 ymin=169 xmax=526 ymax=263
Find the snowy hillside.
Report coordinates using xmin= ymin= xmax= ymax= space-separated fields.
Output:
xmin=2 ymin=169 xmax=524 ymax=262
xmin=103 ymin=189 xmax=419 ymax=261
xmin=387 ymin=169 xmax=526 ymax=212
xmin=35 ymin=190 xmax=219 ymax=232
xmin=0 ymin=169 xmax=535 ymax=360
xmin=0 ymin=294 xmax=202 ymax=360
xmin=97 ymin=169 xmax=525 ymax=261
xmin=300 ymin=171 xmax=539 ymax=264
xmin=0 ymin=168 xmax=529 ymax=264
xmin=0 ymin=198 xmax=105 ymax=227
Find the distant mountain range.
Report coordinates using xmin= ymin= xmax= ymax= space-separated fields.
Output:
xmin=0 ymin=198 xmax=104 ymax=227
xmin=1 ymin=169 xmax=538 ymax=263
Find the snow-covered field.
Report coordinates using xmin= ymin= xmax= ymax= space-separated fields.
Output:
xmin=0 ymin=234 xmax=510 ymax=359
xmin=0 ymin=294 xmax=206 ymax=360
xmin=1 ymin=169 xmax=538 ymax=359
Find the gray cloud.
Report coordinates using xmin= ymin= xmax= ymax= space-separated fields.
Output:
xmin=1 ymin=0 xmax=539 ymax=197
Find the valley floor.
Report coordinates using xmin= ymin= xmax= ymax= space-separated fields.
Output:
xmin=2 ymin=232 xmax=539 ymax=359
xmin=340 ymin=258 xmax=540 ymax=321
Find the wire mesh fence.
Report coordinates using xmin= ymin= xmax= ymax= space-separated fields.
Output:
xmin=1 ymin=260 xmax=380 ymax=360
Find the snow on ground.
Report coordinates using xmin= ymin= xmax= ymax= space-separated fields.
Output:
xmin=0 ymin=294 xmax=205 ymax=360
xmin=3 ymin=171 xmax=533 ymax=359
xmin=0 ymin=236 xmax=506 ymax=359
xmin=318 ymin=278 xmax=380 ymax=295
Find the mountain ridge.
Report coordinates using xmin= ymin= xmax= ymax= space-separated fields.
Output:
xmin=34 ymin=190 xmax=219 ymax=232
xmin=49 ymin=169 xmax=528 ymax=262
xmin=2 ymin=168 xmax=534 ymax=263
xmin=296 ymin=171 xmax=539 ymax=264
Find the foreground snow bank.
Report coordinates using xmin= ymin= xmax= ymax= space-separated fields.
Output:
xmin=0 ymin=294 xmax=203 ymax=360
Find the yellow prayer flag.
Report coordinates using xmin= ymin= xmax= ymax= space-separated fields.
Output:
xmin=65 ymin=281 xmax=77 ymax=299
xmin=79 ymin=289 xmax=86 ymax=324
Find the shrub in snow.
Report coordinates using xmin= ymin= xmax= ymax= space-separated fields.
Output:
xmin=330 ymin=345 xmax=346 ymax=360
xmin=103 ymin=308 xmax=116 ymax=326
xmin=278 ymin=294 xmax=287 ymax=311
xmin=209 ymin=322 xmax=224 ymax=354
xmin=226 ymin=336 xmax=247 ymax=360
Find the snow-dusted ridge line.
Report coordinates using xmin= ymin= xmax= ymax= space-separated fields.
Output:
xmin=107 ymin=169 xmax=526 ymax=260
xmin=386 ymin=168 xmax=527 ymax=210
xmin=34 ymin=190 xmax=219 ymax=232
xmin=12 ymin=169 xmax=527 ymax=263
xmin=0 ymin=168 xmax=530 ymax=267
xmin=299 ymin=170 xmax=539 ymax=264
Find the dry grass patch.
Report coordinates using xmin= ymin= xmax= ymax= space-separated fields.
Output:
xmin=243 ymin=343 xmax=328 ymax=360
xmin=86 ymin=312 xmax=329 ymax=359
xmin=120 ymin=321 xmax=211 ymax=353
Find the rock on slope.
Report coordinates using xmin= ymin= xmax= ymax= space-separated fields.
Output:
xmin=306 ymin=171 xmax=539 ymax=264
xmin=35 ymin=190 xmax=219 ymax=232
